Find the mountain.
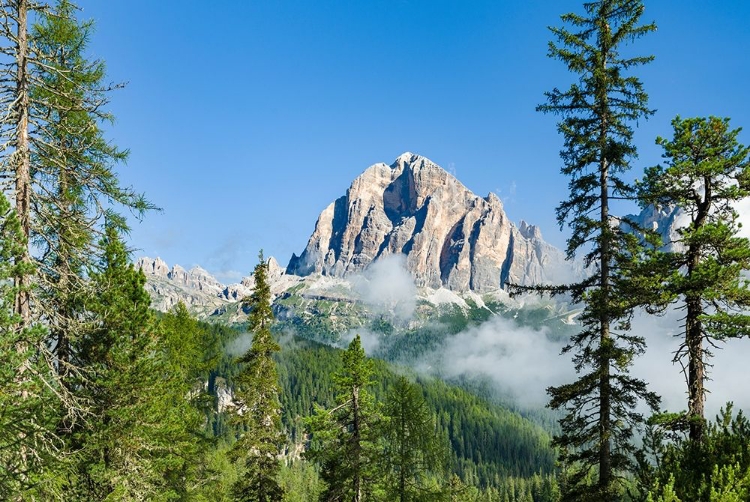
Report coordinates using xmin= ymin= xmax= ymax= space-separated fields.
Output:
xmin=287 ymin=153 xmax=577 ymax=292
xmin=135 ymin=256 xmax=299 ymax=319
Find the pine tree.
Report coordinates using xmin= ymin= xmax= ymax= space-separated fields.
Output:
xmin=638 ymin=116 xmax=750 ymax=441
xmin=0 ymin=192 xmax=52 ymax=497
xmin=230 ymin=252 xmax=285 ymax=502
xmin=535 ymin=1 xmax=658 ymax=498
xmin=306 ymin=335 xmax=380 ymax=502
xmin=0 ymin=2 xmax=151 ymax=493
xmin=381 ymin=376 xmax=449 ymax=502
xmin=64 ymin=226 xmax=207 ymax=500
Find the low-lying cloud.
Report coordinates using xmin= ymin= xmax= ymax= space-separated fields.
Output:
xmin=352 ymin=254 xmax=417 ymax=323
xmin=415 ymin=304 xmax=750 ymax=415
xmin=421 ymin=315 xmax=572 ymax=409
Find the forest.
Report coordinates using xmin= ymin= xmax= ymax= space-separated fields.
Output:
xmin=1 ymin=0 xmax=749 ymax=501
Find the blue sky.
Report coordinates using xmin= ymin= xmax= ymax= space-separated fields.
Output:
xmin=82 ymin=1 xmax=750 ymax=283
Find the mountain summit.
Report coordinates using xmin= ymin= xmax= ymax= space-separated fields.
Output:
xmin=288 ymin=153 xmax=575 ymax=292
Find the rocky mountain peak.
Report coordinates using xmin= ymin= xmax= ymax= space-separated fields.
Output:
xmin=136 ymin=256 xmax=169 ymax=277
xmin=518 ymin=220 xmax=542 ymax=240
xmin=288 ymin=153 xmax=577 ymax=292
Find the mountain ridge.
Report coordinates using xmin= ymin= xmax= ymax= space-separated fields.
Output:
xmin=288 ymin=152 xmax=578 ymax=292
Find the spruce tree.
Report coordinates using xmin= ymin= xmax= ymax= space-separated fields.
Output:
xmin=638 ymin=116 xmax=750 ymax=441
xmin=230 ymin=252 xmax=285 ymax=502
xmin=68 ymin=226 xmax=206 ymax=500
xmin=535 ymin=1 xmax=658 ymax=498
xmin=306 ymin=335 xmax=380 ymax=502
xmin=381 ymin=376 xmax=449 ymax=502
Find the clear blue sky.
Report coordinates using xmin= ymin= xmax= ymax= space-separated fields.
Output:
xmin=81 ymin=1 xmax=750 ymax=283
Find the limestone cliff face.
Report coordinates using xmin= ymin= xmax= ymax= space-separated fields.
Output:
xmin=288 ymin=153 xmax=576 ymax=292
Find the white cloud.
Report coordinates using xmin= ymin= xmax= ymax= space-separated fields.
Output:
xmin=426 ymin=316 xmax=571 ymax=409
xmin=351 ymin=254 xmax=417 ymax=322
xmin=339 ymin=329 xmax=381 ymax=356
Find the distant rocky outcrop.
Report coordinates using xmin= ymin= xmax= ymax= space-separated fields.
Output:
xmin=288 ymin=153 xmax=578 ymax=292
xmin=135 ymin=256 xmax=299 ymax=318
xmin=625 ymin=204 xmax=687 ymax=252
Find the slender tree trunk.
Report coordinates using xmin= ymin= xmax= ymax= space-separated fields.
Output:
xmin=685 ymin=296 xmax=705 ymax=442
xmin=597 ymin=11 xmax=613 ymax=491
xmin=12 ymin=3 xmax=31 ymax=496
xmin=685 ymin=185 xmax=710 ymax=442
xmin=599 ymin=156 xmax=612 ymax=492
xmin=14 ymin=0 xmax=31 ymax=327
xmin=352 ymin=385 xmax=362 ymax=502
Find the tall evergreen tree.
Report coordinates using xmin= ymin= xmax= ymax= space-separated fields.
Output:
xmin=0 ymin=2 xmax=151 ymax=492
xmin=535 ymin=1 xmax=658 ymax=498
xmin=66 ymin=226 xmax=209 ymax=500
xmin=306 ymin=335 xmax=380 ymax=502
xmin=381 ymin=376 xmax=449 ymax=502
xmin=230 ymin=252 xmax=285 ymax=502
xmin=638 ymin=116 xmax=750 ymax=441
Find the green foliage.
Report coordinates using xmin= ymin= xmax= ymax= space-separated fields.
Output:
xmin=643 ymin=404 xmax=750 ymax=501
xmin=638 ymin=116 xmax=750 ymax=441
xmin=535 ymin=1 xmax=659 ymax=498
xmin=60 ymin=226 xmax=212 ymax=500
xmin=275 ymin=336 xmax=556 ymax=490
xmin=380 ymin=376 xmax=450 ymax=501
xmin=306 ymin=335 xmax=381 ymax=501
xmin=0 ymin=193 xmax=56 ymax=498
xmin=230 ymin=253 xmax=285 ymax=502
xmin=278 ymin=461 xmax=324 ymax=502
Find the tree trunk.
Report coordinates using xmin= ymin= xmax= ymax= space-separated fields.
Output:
xmin=352 ymin=385 xmax=362 ymax=502
xmin=14 ymin=0 xmax=31 ymax=327
xmin=12 ymin=2 xmax=31 ymax=496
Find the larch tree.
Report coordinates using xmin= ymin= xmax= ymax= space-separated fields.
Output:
xmin=306 ymin=335 xmax=380 ymax=502
xmin=638 ymin=116 xmax=750 ymax=442
xmin=381 ymin=376 xmax=449 ymax=502
xmin=230 ymin=252 xmax=285 ymax=502
xmin=0 ymin=1 xmax=151 ymax=493
xmin=535 ymin=1 xmax=659 ymax=499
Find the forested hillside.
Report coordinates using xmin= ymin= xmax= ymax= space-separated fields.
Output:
xmin=201 ymin=317 xmax=558 ymax=493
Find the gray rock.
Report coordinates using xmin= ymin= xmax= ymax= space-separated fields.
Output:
xmin=288 ymin=153 xmax=577 ymax=292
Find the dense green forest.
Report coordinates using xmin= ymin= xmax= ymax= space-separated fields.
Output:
xmin=1 ymin=0 xmax=749 ymax=500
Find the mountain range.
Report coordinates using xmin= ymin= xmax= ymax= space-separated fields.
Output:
xmin=138 ymin=153 xmax=587 ymax=316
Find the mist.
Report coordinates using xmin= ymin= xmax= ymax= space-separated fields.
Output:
xmin=226 ymin=332 xmax=253 ymax=357
xmin=339 ymin=329 xmax=382 ymax=355
xmin=351 ymin=254 xmax=417 ymax=323
xmin=632 ymin=307 xmax=750 ymax=417
xmin=419 ymin=315 xmax=572 ymax=409
xmin=419 ymin=305 xmax=750 ymax=416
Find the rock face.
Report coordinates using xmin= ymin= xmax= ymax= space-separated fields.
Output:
xmin=288 ymin=153 xmax=577 ymax=292
xmin=626 ymin=204 xmax=688 ymax=252
xmin=135 ymin=257 xmax=232 ymax=313
xmin=135 ymin=256 xmax=299 ymax=317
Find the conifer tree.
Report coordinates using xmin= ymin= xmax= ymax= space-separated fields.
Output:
xmin=638 ymin=116 xmax=750 ymax=441
xmin=535 ymin=1 xmax=658 ymax=498
xmin=381 ymin=376 xmax=449 ymax=502
xmin=306 ymin=335 xmax=380 ymax=502
xmin=230 ymin=252 xmax=285 ymax=502
xmin=0 ymin=2 xmax=151 ymax=491
xmin=0 ymin=192 xmax=52 ymax=497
